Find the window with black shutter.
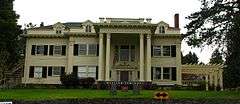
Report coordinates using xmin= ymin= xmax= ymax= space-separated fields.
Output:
xmin=61 ymin=67 xmax=65 ymax=75
xmin=73 ymin=66 xmax=78 ymax=77
xmin=42 ymin=67 xmax=47 ymax=78
xmin=97 ymin=44 xmax=99 ymax=56
xmin=31 ymin=45 xmax=36 ymax=55
xmin=151 ymin=45 xmax=153 ymax=57
xmin=74 ymin=44 xmax=79 ymax=56
xmin=151 ymin=67 xmax=153 ymax=80
xmin=49 ymin=45 xmax=54 ymax=55
xmin=96 ymin=66 xmax=98 ymax=80
xmin=62 ymin=45 xmax=66 ymax=56
xmin=44 ymin=45 xmax=48 ymax=55
xmin=29 ymin=66 xmax=34 ymax=78
xmin=171 ymin=45 xmax=176 ymax=57
xmin=48 ymin=67 xmax=52 ymax=76
xmin=171 ymin=67 xmax=177 ymax=81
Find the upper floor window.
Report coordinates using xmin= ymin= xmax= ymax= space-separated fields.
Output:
xmin=159 ymin=26 xmax=165 ymax=34
xmin=116 ymin=45 xmax=135 ymax=62
xmin=56 ymin=30 xmax=62 ymax=34
xmin=31 ymin=45 xmax=66 ymax=56
xmin=85 ymin=25 xmax=91 ymax=32
xmin=74 ymin=44 xmax=98 ymax=56
xmin=152 ymin=45 xmax=176 ymax=57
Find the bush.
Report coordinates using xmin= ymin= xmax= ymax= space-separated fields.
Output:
xmin=79 ymin=77 xmax=95 ymax=88
xmin=60 ymin=72 xmax=79 ymax=88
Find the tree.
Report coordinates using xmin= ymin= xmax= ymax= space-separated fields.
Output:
xmin=184 ymin=0 xmax=240 ymax=88
xmin=182 ymin=52 xmax=199 ymax=64
xmin=0 ymin=0 xmax=22 ymax=82
xmin=209 ymin=49 xmax=224 ymax=64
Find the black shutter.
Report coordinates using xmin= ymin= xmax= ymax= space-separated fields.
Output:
xmin=96 ymin=66 xmax=98 ymax=80
xmin=73 ymin=66 xmax=78 ymax=77
xmin=44 ymin=45 xmax=48 ymax=55
xmin=74 ymin=44 xmax=78 ymax=56
xmin=29 ymin=66 xmax=34 ymax=78
xmin=97 ymin=44 xmax=99 ymax=56
xmin=61 ymin=67 xmax=65 ymax=75
xmin=171 ymin=45 xmax=176 ymax=57
xmin=62 ymin=45 xmax=66 ymax=56
xmin=49 ymin=45 xmax=54 ymax=55
xmin=31 ymin=45 xmax=36 ymax=55
xmin=42 ymin=67 xmax=47 ymax=78
xmin=151 ymin=45 xmax=153 ymax=57
xmin=48 ymin=67 xmax=52 ymax=76
xmin=151 ymin=67 xmax=153 ymax=80
xmin=171 ymin=67 xmax=177 ymax=81
xmin=137 ymin=71 xmax=140 ymax=79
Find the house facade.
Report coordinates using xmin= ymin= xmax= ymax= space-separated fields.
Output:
xmin=22 ymin=14 xmax=182 ymax=85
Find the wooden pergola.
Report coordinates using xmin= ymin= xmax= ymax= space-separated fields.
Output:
xmin=182 ymin=64 xmax=224 ymax=91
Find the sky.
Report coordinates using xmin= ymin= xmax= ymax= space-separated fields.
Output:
xmin=13 ymin=0 xmax=215 ymax=64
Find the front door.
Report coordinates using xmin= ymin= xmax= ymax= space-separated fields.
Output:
xmin=120 ymin=71 xmax=129 ymax=81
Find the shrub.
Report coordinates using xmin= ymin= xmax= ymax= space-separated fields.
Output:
xmin=60 ymin=72 xmax=79 ymax=88
xmin=79 ymin=77 xmax=95 ymax=88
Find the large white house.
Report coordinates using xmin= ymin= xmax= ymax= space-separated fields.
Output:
xmin=22 ymin=14 xmax=182 ymax=85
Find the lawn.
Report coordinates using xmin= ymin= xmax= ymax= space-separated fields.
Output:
xmin=0 ymin=89 xmax=240 ymax=101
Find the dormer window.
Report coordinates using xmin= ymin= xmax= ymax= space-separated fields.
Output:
xmin=85 ymin=25 xmax=91 ymax=32
xmin=159 ymin=26 xmax=165 ymax=34
xmin=56 ymin=30 xmax=62 ymax=34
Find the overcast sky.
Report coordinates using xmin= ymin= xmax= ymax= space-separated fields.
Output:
xmin=13 ymin=0 xmax=215 ymax=63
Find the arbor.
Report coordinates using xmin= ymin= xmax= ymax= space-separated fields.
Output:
xmin=184 ymin=0 xmax=240 ymax=88
xmin=182 ymin=52 xmax=199 ymax=64
xmin=0 ymin=0 xmax=22 ymax=82
xmin=209 ymin=49 xmax=224 ymax=64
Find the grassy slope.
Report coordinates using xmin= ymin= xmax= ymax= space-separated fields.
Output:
xmin=0 ymin=89 xmax=240 ymax=101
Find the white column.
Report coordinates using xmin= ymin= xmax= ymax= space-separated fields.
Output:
xmin=146 ymin=34 xmax=152 ymax=81
xmin=98 ymin=33 xmax=104 ymax=81
xmin=209 ymin=72 xmax=213 ymax=88
xmin=219 ymin=69 xmax=224 ymax=91
xmin=205 ymin=75 xmax=209 ymax=91
xmin=139 ymin=33 xmax=144 ymax=81
xmin=67 ymin=37 xmax=74 ymax=74
xmin=214 ymin=70 xmax=218 ymax=91
xmin=105 ymin=33 xmax=111 ymax=81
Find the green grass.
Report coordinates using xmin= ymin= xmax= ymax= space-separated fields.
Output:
xmin=0 ymin=89 xmax=240 ymax=101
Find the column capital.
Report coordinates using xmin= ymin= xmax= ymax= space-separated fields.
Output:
xmin=146 ymin=34 xmax=151 ymax=39
xmin=99 ymin=33 xmax=104 ymax=39
xmin=107 ymin=33 xmax=111 ymax=39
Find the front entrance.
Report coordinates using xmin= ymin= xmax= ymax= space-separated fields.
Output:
xmin=120 ymin=71 xmax=129 ymax=81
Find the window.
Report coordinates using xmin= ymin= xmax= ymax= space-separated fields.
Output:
xmin=52 ymin=67 xmax=61 ymax=76
xmin=130 ymin=45 xmax=135 ymax=61
xmin=79 ymin=44 xmax=87 ymax=55
xmin=120 ymin=45 xmax=129 ymax=61
xmin=159 ymin=26 xmax=165 ymax=33
xmin=56 ymin=30 xmax=62 ymax=34
xmin=153 ymin=46 xmax=161 ymax=56
xmin=85 ymin=25 xmax=91 ymax=32
xmin=163 ymin=46 xmax=170 ymax=56
xmin=34 ymin=66 xmax=42 ymax=78
xmin=88 ymin=66 xmax=96 ymax=78
xmin=155 ymin=67 xmax=161 ymax=79
xmin=88 ymin=44 xmax=97 ymax=55
xmin=163 ymin=67 xmax=170 ymax=80
xmin=78 ymin=66 xmax=87 ymax=78
xmin=54 ymin=46 xmax=62 ymax=55
xmin=36 ymin=45 xmax=44 ymax=55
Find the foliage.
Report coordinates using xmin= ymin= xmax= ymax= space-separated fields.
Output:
xmin=209 ymin=49 xmax=224 ymax=64
xmin=60 ymin=73 xmax=79 ymax=88
xmin=182 ymin=52 xmax=199 ymax=64
xmin=0 ymin=0 xmax=22 ymax=82
xmin=79 ymin=77 xmax=95 ymax=88
xmin=184 ymin=0 xmax=240 ymax=88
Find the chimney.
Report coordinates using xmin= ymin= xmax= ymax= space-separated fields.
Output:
xmin=146 ymin=18 xmax=152 ymax=23
xmin=99 ymin=17 xmax=105 ymax=23
xmin=174 ymin=13 xmax=179 ymax=28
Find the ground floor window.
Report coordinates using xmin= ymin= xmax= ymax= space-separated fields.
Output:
xmin=29 ymin=66 xmax=65 ymax=78
xmin=34 ymin=66 xmax=43 ymax=78
xmin=152 ymin=67 xmax=177 ymax=81
xmin=75 ymin=66 xmax=97 ymax=79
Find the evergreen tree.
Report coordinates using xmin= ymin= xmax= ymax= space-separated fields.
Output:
xmin=0 ymin=0 xmax=22 ymax=81
xmin=209 ymin=49 xmax=224 ymax=64
xmin=182 ymin=52 xmax=199 ymax=64
xmin=184 ymin=0 xmax=240 ymax=88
